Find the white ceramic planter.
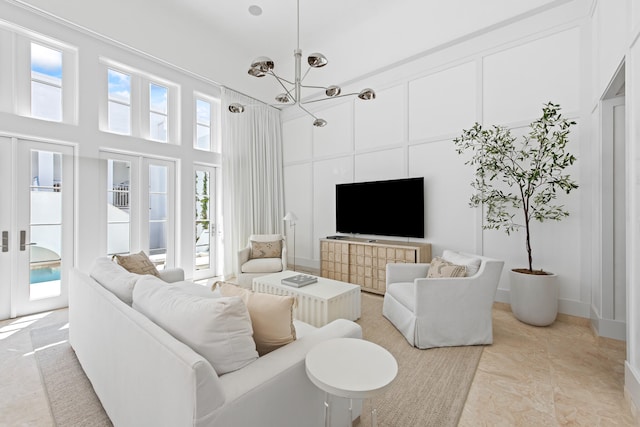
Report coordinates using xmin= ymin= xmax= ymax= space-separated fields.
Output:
xmin=509 ymin=269 xmax=558 ymax=326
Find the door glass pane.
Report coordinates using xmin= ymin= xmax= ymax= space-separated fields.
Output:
xmin=107 ymin=159 xmax=130 ymax=255
xmin=29 ymin=150 xmax=62 ymax=299
xmin=149 ymin=165 xmax=167 ymax=269
xmin=195 ymin=170 xmax=210 ymax=270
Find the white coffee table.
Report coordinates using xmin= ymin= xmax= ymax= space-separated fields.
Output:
xmin=252 ymin=271 xmax=361 ymax=327
xmin=305 ymin=338 xmax=398 ymax=427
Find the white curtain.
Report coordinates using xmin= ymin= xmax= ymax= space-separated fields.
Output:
xmin=221 ymin=87 xmax=285 ymax=279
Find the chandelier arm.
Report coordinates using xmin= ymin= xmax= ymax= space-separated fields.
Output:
xmin=269 ymin=71 xmax=295 ymax=86
xmin=299 ymin=93 xmax=361 ymax=105
xmin=300 ymin=66 xmax=312 ymax=83
xmin=297 ymin=103 xmax=320 ymax=120
xmin=299 ymin=84 xmax=331 ymax=90
xmin=271 ymin=74 xmax=298 ymax=103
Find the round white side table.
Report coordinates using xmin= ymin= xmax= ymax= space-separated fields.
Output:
xmin=305 ymin=338 xmax=398 ymax=427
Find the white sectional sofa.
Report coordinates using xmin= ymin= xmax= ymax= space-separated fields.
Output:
xmin=69 ymin=257 xmax=363 ymax=427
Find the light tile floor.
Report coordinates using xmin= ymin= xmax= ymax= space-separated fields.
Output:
xmin=0 ymin=301 xmax=637 ymax=426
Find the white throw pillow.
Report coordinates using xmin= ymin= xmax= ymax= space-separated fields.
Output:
xmin=441 ymin=250 xmax=482 ymax=277
xmin=132 ymin=276 xmax=258 ymax=375
xmin=173 ymin=280 xmax=220 ymax=298
xmin=89 ymin=257 xmax=139 ymax=305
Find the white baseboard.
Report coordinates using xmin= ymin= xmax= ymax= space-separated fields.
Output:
xmin=625 ymin=363 xmax=640 ymax=422
xmin=590 ymin=305 xmax=627 ymax=341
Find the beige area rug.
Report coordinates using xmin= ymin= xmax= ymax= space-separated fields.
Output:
xmin=29 ymin=293 xmax=481 ymax=427
xmin=30 ymin=324 xmax=113 ymax=426
xmin=355 ymin=292 xmax=483 ymax=427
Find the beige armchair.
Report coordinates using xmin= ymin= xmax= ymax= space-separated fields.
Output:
xmin=382 ymin=250 xmax=504 ymax=349
xmin=236 ymin=234 xmax=288 ymax=288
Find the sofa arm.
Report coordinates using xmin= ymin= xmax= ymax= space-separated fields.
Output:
xmin=218 ymin=319 xmax=362 ymax=402
xmin=386 ymin=263 xmax=430 ymax=285
xmin=158 ymin=268 xmax=185 ymax=283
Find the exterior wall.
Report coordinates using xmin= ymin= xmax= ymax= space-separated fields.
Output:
xmin=282 ymin=1 xmax=592 ymax=319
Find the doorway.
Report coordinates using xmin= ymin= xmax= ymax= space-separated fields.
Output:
xmin=0 ymin=137 xmax=74 ymax=319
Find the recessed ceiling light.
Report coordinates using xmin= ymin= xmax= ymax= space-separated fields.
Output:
xmin=248 ymin=5 xmax=262 ymax=16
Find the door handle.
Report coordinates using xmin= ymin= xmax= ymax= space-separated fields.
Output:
xmin=19 ymin=230 xmax=36 ymax=251
xmin=2 ymin=231 xmax=7 ymax=252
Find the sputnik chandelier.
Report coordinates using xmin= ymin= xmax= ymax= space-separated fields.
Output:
xmin=228 ymin=0 xmax=376 ymax=127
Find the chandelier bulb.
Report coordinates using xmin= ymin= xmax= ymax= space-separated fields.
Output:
xmin=308 ymin=53 xmax=328 ymax=68
xmin=228 ymin=103 xmax=245 ymax=113
xmin=248 ymin=67 xmax=267 ymax=77
xmin=275 ymin=93 xmax=291 ymax=103
xmin=250 ymin=56 xmax=275 ymax=73
xmin=313 ymin=118 xmax=327 ymax=127
xmin=357 ymin=88 xmax=376 ymax=100
xmin=325 ymin=85 xmax=342 ymax=97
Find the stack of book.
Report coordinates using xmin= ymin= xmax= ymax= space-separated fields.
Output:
xmin=281 ymin=274 xmax=318 ymax=288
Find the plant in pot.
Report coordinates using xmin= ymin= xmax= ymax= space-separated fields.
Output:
xmin=453 ymin=102 xmax=578 ymax=326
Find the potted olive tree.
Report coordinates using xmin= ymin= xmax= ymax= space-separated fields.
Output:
xmin=453 ymin=102 xmax=578 ymax=326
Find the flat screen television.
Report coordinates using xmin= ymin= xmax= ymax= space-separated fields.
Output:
xmin=335 ymin=177 xmax=425 ymax=238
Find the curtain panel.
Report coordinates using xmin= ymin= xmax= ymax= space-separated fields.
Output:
xmin=221 ymin=87 xmax=285 ymax=278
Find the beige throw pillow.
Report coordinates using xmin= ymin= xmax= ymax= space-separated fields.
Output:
xmin=250 ymin=240 xmax=282 ymax=259
xmin=427 ymin=256 xmax=467 ymax=278
xmin=113 ymin=251 xmax=160 ymax=277
xmin=217 ymin=282 xmax=296 ymax=356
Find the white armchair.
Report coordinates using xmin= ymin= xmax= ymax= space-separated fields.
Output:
xmin=382 ymin=251 xmax=504 ymax=349
xmin=236 ymin=234 xmax=288 ymax=288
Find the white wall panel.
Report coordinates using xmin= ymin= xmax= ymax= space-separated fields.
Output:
xmin=483 ymin=28 xmax=581 ymax=124
xmin=594 ymin=0 xmax=630 ymax=97
xmin=312 ymin=102 xmax=353 ymax=158
xmin=282 ymin=116 xmax=312 ymax=162
xmin=312 ymin=156 xmax=353 ymax=260
xmin=409 ymin=61 xmax=477 ymax=141
xmin=354 ymin=84 xmax=404 ymax=150
xmin=283 ymin=163 xmax=313 ymax=266
xmin=354 ymin=148 xmax=405 ymax=182
xmin=408 ymin=140 xmax=475 ymax=257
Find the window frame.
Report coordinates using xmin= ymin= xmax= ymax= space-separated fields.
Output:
xmin=99 ymin=58 xmax=179 ymax=144
xmin=11 ymin=28 xmax=78 ymax=124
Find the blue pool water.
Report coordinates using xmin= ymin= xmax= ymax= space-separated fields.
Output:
xmin=30 ymin=267 xmax=61 ymax=284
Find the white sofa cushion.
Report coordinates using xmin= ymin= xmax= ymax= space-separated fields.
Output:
xmin=132 ymin=275 xmax=259 ymax=375
xmin=241 ymin=257 xmax=284 ymax=273
xmin=89 ymin=257 xmax=139 ymax=305
xmin=442 ymin=250 xmax=482 ymax=277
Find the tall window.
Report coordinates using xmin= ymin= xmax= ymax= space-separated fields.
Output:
xmin=107 ymin=69 xmax=131 ymax=135
xmin=195 ymin=99 xmax=211 ymax=150
xmin=30 ymin=42 xmax=62 ymax=122
xmin=149 ymin=83 xmax=168 ymax=142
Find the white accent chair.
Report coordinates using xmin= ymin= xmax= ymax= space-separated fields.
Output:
xmin=382 ymin=251 xmax=504 ymax=349
xmin=237 ymin=234 xmax=288 ymax=288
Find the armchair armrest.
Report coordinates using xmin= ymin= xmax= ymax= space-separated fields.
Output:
xmin=158 ymin=268 xmax=185 ymax=283
xmin=238 ymin=247 xmax=251 ymax=268
xmin=386 ymin=263 xmax=430 ymax=285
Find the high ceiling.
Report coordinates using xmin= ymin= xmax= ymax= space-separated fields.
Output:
xmin=13 ymin=0 xmax=568 ymax=104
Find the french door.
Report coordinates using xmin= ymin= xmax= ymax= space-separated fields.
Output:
xmin=102 ymin=152 xmax=175 ymax=269
xmin=0 ymin=137 xmax=74 ymax=319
